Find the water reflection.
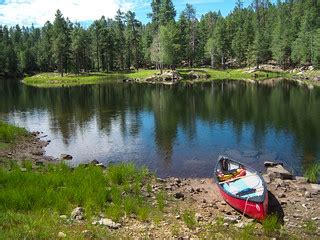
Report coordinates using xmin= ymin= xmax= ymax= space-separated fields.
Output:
xmin=0 ymin=79 xmax=319 ymax=177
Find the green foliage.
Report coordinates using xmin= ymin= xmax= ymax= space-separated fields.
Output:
xmin=182 ymin=210 xmax=197 ymax=229
xmin=239 ymin=223 xmax=255 ymax=240
xmin=262 ymin=215 xmax=281 ymax=236
xmin=304 ymin=163 xmax=320 ymax=183
xmin=156 ymin=191 xmax=165 ymax=211
xmin=0 ymin=121 xmax=27 ymax=144
xmin=303 ymin=219 xmax=317 ymax=233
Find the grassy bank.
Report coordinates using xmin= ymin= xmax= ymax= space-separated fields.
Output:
xmin=23 ymin=71 xmax=159 ymax=88
xmin=0 ymin=162 xmax=161 ymax=239
xmin=23 ymin=68 xmax=290 ymax=87
xmin=0 ymin=121 xmax=27 ymax=150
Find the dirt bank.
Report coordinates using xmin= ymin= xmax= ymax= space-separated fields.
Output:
xmin=0 ymin=131 xmax=53 ymax=165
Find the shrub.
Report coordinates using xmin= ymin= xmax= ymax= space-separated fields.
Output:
xmin=304 ymin=163 xmax=320 ymax=183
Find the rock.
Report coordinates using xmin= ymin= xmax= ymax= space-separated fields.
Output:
xmin=99 ymin=218 xmax=121 ymax=229
xmin=156 ymin=177 xmax=166 ymax=183
xmin=235 ymin=222 xmax=246 ymax=229
xmin=174 ymin=192 xmax=185 ymax=200
xmin=176 ymin=215 xmax=181 ymax=219
xmin=91 ymin=159 xmax=99 ymax=165
xmin=71 ymin=207 xmax=85 ymax=220
xmin=223 ymin=216 xmax=238 ymax=224
xmin=278 ymin=192 xmax=286 ymax=198
xmin=274 ymin=178 xmax=286 ymax=187
xmin=60 ymin=154 xmax=73 ymax=160
xmin=312 ymin=217 xmax=319 ymax=221
xmin=82 ymin=230 xmax=94 ymax=238
xmin=195 ymin=213 xmax=203 ymax=221
xmin=264 ymin=161 xmax=280 ymax=167
xmin=267 ymin=165 xmax=293 ymax=180
xmin=20 ymin=168 xmax=27 ymax=172
xmin=188 ymin=187 xmax=195 ymax=193
xmin=175 ymin=178 xmax=181 ymax=184
xmin=311 ymin=184 xmax=320 ymax=193
xmin=95 ymin=163 xmax=106 ymax=169
xmin=262 ymin=174 xmax=271 ymax=184
xmin=295 ymin=176 xmax=308 ymax=184
xmin=304 ymin=191 xmax=312 ymax=198
xmin=308 ymin=66 xmax=315 ymax=71
xmin=221 ymin=201 xmax=227 ymax=206
xmin=59 ymin=215 xmax=67 ymax=219
xmin=187 ymin=70 xmax=209 ymax=80
xmin=280 ymin=199 xmax=287 ymax=205
xmin=223 ymin=222 xmax=229 ymax=227
xmin=313 ymin=76 xmax=320 ymax=81
xmin=57 ymin=232 xmax=66 ymax=238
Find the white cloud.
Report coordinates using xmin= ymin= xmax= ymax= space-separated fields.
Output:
xmin=0 ymin=0 xmax=135 ymax=26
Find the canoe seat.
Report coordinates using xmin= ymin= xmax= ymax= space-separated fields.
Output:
xmin=222 ymin=175 xmax=263 ymax=198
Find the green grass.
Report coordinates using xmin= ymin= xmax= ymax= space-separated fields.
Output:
xmin=23 ymin=71 xmax=158 ymax=87
xmin=156 ymin=191 xmax=166 ymax=212
xmin=0 ymin=121 xmax=27 ymax=149
xmin=303 ymin=219 xmax=317 ymax=233
xmin=23 ymin=68 xmax=291 ymax=88
xmin=0 ymin=162 xmax=161 ymax=238
xmin=182 ymin=210 xmax=197 ymax=229
xmin=192 ymin=68 xmax=290 ymax=81
xmin=304 ymin=163 xmax=320 ymax=183
xmin=262 ymin=215 xmax=281 ymax=236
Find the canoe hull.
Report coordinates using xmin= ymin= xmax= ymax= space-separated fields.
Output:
xmin=214 ymin=155 xmax=268 ymax=221
xmin=219 ymin=187 xmax=268 ymax=221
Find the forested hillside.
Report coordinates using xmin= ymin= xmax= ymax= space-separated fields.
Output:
xmin=0 ymin=0 xmax=319 ymax=78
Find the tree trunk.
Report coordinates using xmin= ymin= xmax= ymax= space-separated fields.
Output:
xmin=211 ymin=53 xmax=214 ymax=69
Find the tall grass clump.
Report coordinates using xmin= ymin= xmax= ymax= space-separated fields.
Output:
xmin=0 ymin=163 xmax=107 ymax=215
xmin=304 ymin=163 xmax=320 ymax=183
xmin=262 ymin=215 xmax=281 ymax=236
xmin=0 ymin=121 xmax=27 ymax=144
xmin=182 ymin=210 xmax=197 ymax=229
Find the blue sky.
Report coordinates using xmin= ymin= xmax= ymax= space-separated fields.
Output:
xmin=0 ymin=0 xmax=275 ymax=27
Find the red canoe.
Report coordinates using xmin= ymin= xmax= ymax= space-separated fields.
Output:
xmin=214 ymin=155 xmax=268 ymax=221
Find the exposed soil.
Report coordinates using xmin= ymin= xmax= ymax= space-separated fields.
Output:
xmin=0 ymin=131 xmax=53 ymax=165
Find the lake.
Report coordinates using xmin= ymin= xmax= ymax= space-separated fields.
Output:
xmin=1 ymin=79 xmax=319 ymax=177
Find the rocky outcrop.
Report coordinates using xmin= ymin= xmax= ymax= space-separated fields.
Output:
xmin=266 ymin=163 xmax=293 ymax=180
xmin=145 ymin=70 xmax=182 ymax=83
xmin=187 ymin=71 xmax=209 ymax=80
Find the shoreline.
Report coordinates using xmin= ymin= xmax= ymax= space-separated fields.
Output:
xmin=21 ymin=68 xmax=303 ymax=88
xmin=0 ymin=129 xmax=319 ymax=238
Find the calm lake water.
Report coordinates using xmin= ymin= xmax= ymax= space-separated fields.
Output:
xmin=1 ymin=79 xmax=320 ymax=177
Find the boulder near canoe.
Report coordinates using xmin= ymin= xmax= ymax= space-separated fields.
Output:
xmin=214 ymin=155 xmax=268 ymax=221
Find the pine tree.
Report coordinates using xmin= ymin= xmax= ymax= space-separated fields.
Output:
xmin=159 ymin=0 xmax=176 ymax=25
xmin=180 ymin=4 xmax=197 ymax=67
xmin=115 ymin=9 xmax=126 ymax=70
xmin=0 ymin=26 xmax=5 ymax=76
xmin=125 ymin=11 xmax=142 ymax=70
xmin=52 ymin=10 xmax=69 ymax=77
